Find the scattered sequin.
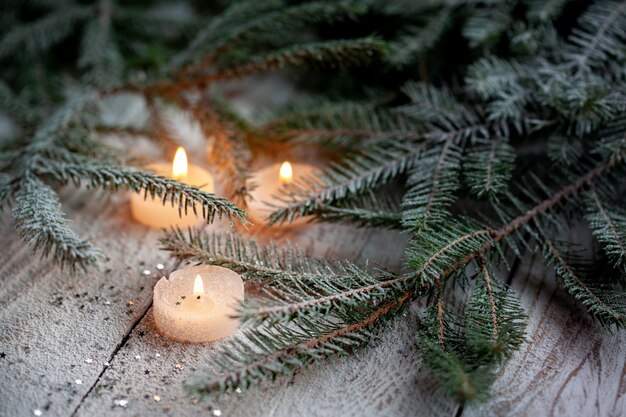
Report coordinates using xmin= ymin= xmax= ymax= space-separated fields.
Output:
xmin=103 ymin=301 xmax=111 ymax=305
xmin=213 ymin=410 xmax=222 ymax=416
xmin=235 ymin=388 xmax=242 ymax=394
xmin=75 ymin=379 xmax=82 ymax=385
xmin=175 ymin=363 xmax=182 ymax=369
xmin=128 ymin=301 xmax=135 ymax=306
xmin=33 ymin=410 xmax=42 ymax=416
xmin=104 ymin=362 xmax=110 ymax=367
xmin=155 ymin=353 xmax=161 ymax=358
xmin=84 ymin=359 xmax=92 ymax=364
xmin=135 ymin=355 xmax=141 ymax=360
xmin=156 ymin=264 xmax=165 ymax=270
xmin=153 ymin=395 xmax=161 ymax=402
xmin=142 ymin=269 xmax=151 ymax=276
xmin=114 ymin=399 xmax=128 ymax=408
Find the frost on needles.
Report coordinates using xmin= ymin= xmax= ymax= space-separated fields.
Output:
xmin=1 ymin=0 xmax=626 ymax=407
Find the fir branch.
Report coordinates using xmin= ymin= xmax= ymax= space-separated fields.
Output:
xmin=168 ymin=0 xmax=366 ymax=72
xmin=157 ymin=38 xmax=386 ymax=93
xmin=465 ymin=57 xmax=529 ymax=100
xmin=462 ymin=6 xmax=511 ymax=48
xmin=268 ymin=141 xmax=430 ymax=225
xmin=406 ymin=221 xmax=493 ymax=287
xmin=401 ymin=137 xmax=463 ymax=229
xmin=547 ymin=134 xmax=582 ymax=166
xmin=311 ymin=192 xmax=404 ymax=229
xmin=399 ymin=82 xmax=479 ymax=130
xmin=390 ymin=5 xmax=452 ymax=65
xmin=33 ymin=160 xmax=247 ymax=224
xmin=12 ymin=176 xmax=99 ymax=271
xmin=0 ymin=5 xmax=93 ymax=59
xmin=417 ymin=338 xmax=495 ymax=403
xmin=160 ymin=228 xmax=327 ymax=283
xmin=211 ymin=38 xmax=385 ymax=80
xmin=464 ymin=138 xmax=515 ymax=200
xmin=165 ymin=0 xmax=283 ymax=71
xmin=78 ymin=0 xmax=123 ymax=87
xmin=267 ymin=103 xmax=418 ymax=148
xmin=184 ymin=98 xmax=251 ymax=204
xmin=565 ymin=0 xmax=626 ymax=70
xmin=465 ymin=263 xmax=527 ymax=359
xmin=160 ymin=227 xmax=403 ymax=325
xmin=526 ymin=0 xmax=569 ymax=22
xmin=585 ymin=188 xmax=626 ymax=270
xmin=542 ymin=237 xmax=626 ymax=328
xmin=186 ymin=291 xmax=412 ymax=400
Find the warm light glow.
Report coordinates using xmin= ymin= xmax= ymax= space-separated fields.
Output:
xmin=172 ymin=147 xmax=188 ymax=180
xmin=279 ymin=161 xmax=293 ymax=184
xmin=193 ymin=274 xmax=204 ymax=296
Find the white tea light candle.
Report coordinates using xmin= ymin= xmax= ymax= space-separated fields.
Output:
xmin=153 ymin=265 xmax=244 ymax=343
xmin=247 ymin=161 xmax=319 ymax=225
xmin=130 ymin=147 xmax=215 ymax=228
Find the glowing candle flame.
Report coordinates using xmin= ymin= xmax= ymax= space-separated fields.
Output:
xmin=193 ymin=274 xmax=204 ymax=297
xmin=279 ymin=161 xmax=293 ymax=184
xmin=172 ymin=147 xmax=188 ymax=180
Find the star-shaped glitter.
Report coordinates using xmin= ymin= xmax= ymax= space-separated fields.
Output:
xmin=181 ymin=296 xmax=186 ymax=300
xmin=144 ymin=370 xmax=150 ymax=375
xmin=0 ymin=352 xmax=6 ymax=359
xmin=175 ymin=301 xmax=181 ymax=306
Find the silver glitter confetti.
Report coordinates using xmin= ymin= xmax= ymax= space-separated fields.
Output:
xmin=235 ymin=388 xmax=242 ymax=394
xmin=104 ymin=362 xmax=110 ymax=367
xmin=85 ymin=359 xmax=92 ymax=364
xmin=114 ymin=399 xmax=128 ymax=408
xmin=213 ymin=410 xmax=222 ymax=416
xmin=75 ymin=379 xmax=82 ymax=385
xmin=142 ymin=269 xmax=151 ymax=276
xmin=155 ymin=353 xmax=161 ymax=358
xmin=33 ymin=410 xmax=42 ymax=416
xmin=103 ymin=301 xmax=111 ymax=305
xmin=156 ymin=263 xmax=165 ymax=270
xmin=135 ymin=355 xmax=141 ymax=360
xmin=153 ymin=395 xmax=161 ymax=402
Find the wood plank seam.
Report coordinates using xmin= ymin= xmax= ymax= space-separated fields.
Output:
xmin=69 ymin=299 xmax=154 ymax=417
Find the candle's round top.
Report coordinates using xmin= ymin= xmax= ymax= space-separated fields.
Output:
xmin=154 ymin=265 xmax=244 ymax=318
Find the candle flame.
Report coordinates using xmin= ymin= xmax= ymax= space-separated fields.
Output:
xmin=279 ymin=161 xmax=293 ymax=184
xmin=172 ymin=147 xmax=188 ymax=180
xmin=193 ymin=274 xmax=204 ymax=296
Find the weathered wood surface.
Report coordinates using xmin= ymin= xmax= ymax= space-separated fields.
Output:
xmin=1 ymin=85 xmax=625 ymax=416
xmin=0 ymin=186 xmax=625 ymax=417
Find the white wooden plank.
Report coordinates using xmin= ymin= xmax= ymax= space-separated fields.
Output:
xmin=0 ymin=189 xmax=166 ymax=417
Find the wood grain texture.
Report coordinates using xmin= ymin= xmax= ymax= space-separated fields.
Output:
xmin=466 ymin=253 xmax=626 ymax=417
xmin=0 ymin=189 xmax=625 ymax=417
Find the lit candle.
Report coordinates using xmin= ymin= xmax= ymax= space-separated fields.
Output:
xmin=130 ymin=147 xmax=215 ymax=228
xmin=153 ymin=265 xmax=244 ymax=343
xmin=247 ymin=161 xmax=320 ymax=225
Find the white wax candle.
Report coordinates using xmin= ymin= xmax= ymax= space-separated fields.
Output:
xmin=153 ymin=265 xmax=244 ymax=343
xmin=247 ymin=161 xmax=320 ymax=225
xmin=130 ymin=147 xmax=215 ymax=229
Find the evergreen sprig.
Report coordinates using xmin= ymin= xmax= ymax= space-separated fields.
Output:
xmin=13 ymin=176 xmax=100 ymax=271
xmin=4 ymin=0 xmax=626 ymax=409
